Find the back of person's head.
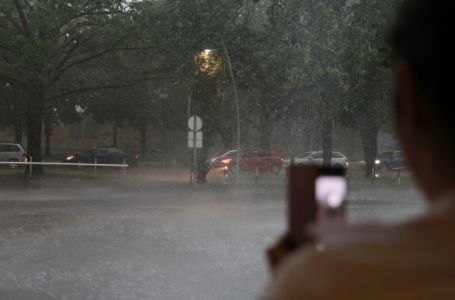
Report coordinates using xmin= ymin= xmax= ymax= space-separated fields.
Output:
xmin=391 ymin=0 xmax=454 ymax=156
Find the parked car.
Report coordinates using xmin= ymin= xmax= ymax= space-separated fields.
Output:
xmin=0 ymin=143 xmax=27 ymax=168
xmin=214 ymin=148 xmax=284 ymax=174
xmin=63 ymin=147 xmax=138 ymax=166
xmin=375 ymin=151 xmax=406 ymax=171
xmin=295 ymin=151 xmax=349 ymax=169
xmin=210 ymin=150 xmax=237 ymax=168
xmin=283 ymin=151 xmax=316 ymax=166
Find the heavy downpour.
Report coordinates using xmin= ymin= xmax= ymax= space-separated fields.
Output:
xmin=0 ymin=0 xmax=441 ymax=299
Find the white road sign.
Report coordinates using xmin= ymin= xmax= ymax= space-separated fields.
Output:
xmin=188 ymin=115 xmax=203 ymax=131
xmin=188 ymin=131 xmax=203 ymax=140
xmin=188 ymin=131 xmax=203 ymax=148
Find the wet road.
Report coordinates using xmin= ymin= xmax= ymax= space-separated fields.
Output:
xmin=0 ymin=169 xmax=425 ymax=300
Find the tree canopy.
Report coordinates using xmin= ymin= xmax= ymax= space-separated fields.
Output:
xmin=0 ymin=0 xmax=398 ymax=179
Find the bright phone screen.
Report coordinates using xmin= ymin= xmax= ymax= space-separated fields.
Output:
xmin=315 ymin=176 xmax=347 ymax=210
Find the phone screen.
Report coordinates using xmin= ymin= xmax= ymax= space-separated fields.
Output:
xmin=315 ymin=168 xmax=347 ymax=221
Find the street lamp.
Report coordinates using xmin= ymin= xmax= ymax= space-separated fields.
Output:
xmin=220 ymin=40 xmax=241 ymax=185
xmin=192 ymin=46 xmax=241 ymax=184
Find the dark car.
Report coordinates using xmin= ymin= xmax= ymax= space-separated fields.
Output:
xmin=63 ymin=147 xmax=138 ymax=166
xmin=375 ymin=151 xmax=406 ymax=171
xmin=214 ymin=148 xmax=284 ymax=174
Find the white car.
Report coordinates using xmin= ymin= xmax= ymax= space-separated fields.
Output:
xmin=0 ymin=143 xmax=27 ymax=168
xmin=291 ymin=151 xmax=349 ymax=169
xmin=283 ymin=151 xmax=315 ymax=166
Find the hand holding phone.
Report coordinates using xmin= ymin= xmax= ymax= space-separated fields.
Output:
xmin=267 ymin=164 xmax=347 ymax=272
xmin=288 ymin=165 xmax=347 ymax=248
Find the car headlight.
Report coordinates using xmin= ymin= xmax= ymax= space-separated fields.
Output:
xmin=66 ymin=155 xmax=75 ymax=161
xmin=221 ymin=158 xmax=232 ymax=165
xmin=375 ymin=159 xmax=381 ymax=165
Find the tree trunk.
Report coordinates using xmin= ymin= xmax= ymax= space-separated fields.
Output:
xmin=361 ymin=122 xmax=380 ymax=178
xmin=25 ymin=91 xmax=44 ymax=176
xmin=321 ymin=117 xmax=333 ymax=166
xmin=194 ymin=130 xmax=216 ymax=184
xmin=196 ymin=146 xmax=210 ymax=184
xmin=140 ymin=126 xmax=147 ymax=159
xmin=112 ymin=123 xmax=118 ymax=147
xmin=349 ymin=129 xmax=356 ymax=160
xmin=220 ymin=128 xmax=234 ymax=149
xmin=14 ymin=119 xmax=23 ymax=144
xmin=44 ymin=119 xmax=53 ymax=157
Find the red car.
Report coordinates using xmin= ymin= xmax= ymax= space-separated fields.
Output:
xmin=213 ymin=149 xmax=284 ymax=174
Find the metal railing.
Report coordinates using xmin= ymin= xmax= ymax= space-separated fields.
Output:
xmin=0 ymin=158 xmax=129 ymax=178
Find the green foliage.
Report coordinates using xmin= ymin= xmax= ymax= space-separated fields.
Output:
xmin=0 ymin=0 xmax=399 ymax=171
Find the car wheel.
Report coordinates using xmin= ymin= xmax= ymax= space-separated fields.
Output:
xmin=271 ymin=165 xmax=281 ymax=174
xmin=8 ymin=158 xmax=19 ymax=169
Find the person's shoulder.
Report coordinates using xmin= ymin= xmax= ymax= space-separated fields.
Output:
xmin=265 ymin=216 xmax=455 ymax=300
xmin=265 ymin=225 xmax=392 ymax=300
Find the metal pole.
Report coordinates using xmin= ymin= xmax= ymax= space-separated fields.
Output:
xmin=188 ymin=96 xmax=193 ymax=184
xmin=221 ymin=38 xmax=240 ymax=186
xmin=29 ymin=156 xmax=32 ymax=177
xmin=94 ymin=158 xmax=97 ymax=178
xmin=372 ymin=165 xmax=376 ymax=184
xmin=122 ymin=158 xmax=126 ymax=177
xmin=193 ymin=117 xmax=197 ymax=184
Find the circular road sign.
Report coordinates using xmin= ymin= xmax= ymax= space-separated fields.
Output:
xmin=188 ymin=115 xmax=203 ymax=131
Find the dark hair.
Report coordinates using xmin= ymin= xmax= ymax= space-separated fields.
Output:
xmin=390 ymin=0 xmax=453 ymax=135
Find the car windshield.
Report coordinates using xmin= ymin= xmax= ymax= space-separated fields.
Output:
xmin=332 ymin=152 xmax=344 ymax=159
xmin=297 ymin=152 xmax=313 ymax=158
xmin=0 ymin=1 xmax=423 ymax=299
xmin=224 ymin=150 xmax=237 ymax=157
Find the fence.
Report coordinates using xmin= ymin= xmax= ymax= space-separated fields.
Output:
xmin=0 ymin=159 xmax=129 ymax=178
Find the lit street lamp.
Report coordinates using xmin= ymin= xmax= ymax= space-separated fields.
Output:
xmin=191 ymin=46 xmax=241 ymax=184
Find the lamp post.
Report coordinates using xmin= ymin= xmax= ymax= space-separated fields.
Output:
xmin=194 ymin=46 xmax=241 ymax=185
xmin=220 ymin=40 xmax=241 ymax=185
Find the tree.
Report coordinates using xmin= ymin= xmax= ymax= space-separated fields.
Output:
xmin=255 ymin=0 xmax=349 ymax=163
xmin=342 ymin=0 xmax=397 ymax=178
xmin=0 ymin=0 xmax=145 ymax=175
xmin=142 ymin=0 xmax=256 ymax=183
xmin=0 ymin=83 xmax=26 ymax=143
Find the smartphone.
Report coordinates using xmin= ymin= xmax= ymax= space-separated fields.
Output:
xmin=288 ymin=165 xmax=347 ymax=247
xmin=315 ymin=167 xmax=347 ymax=222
